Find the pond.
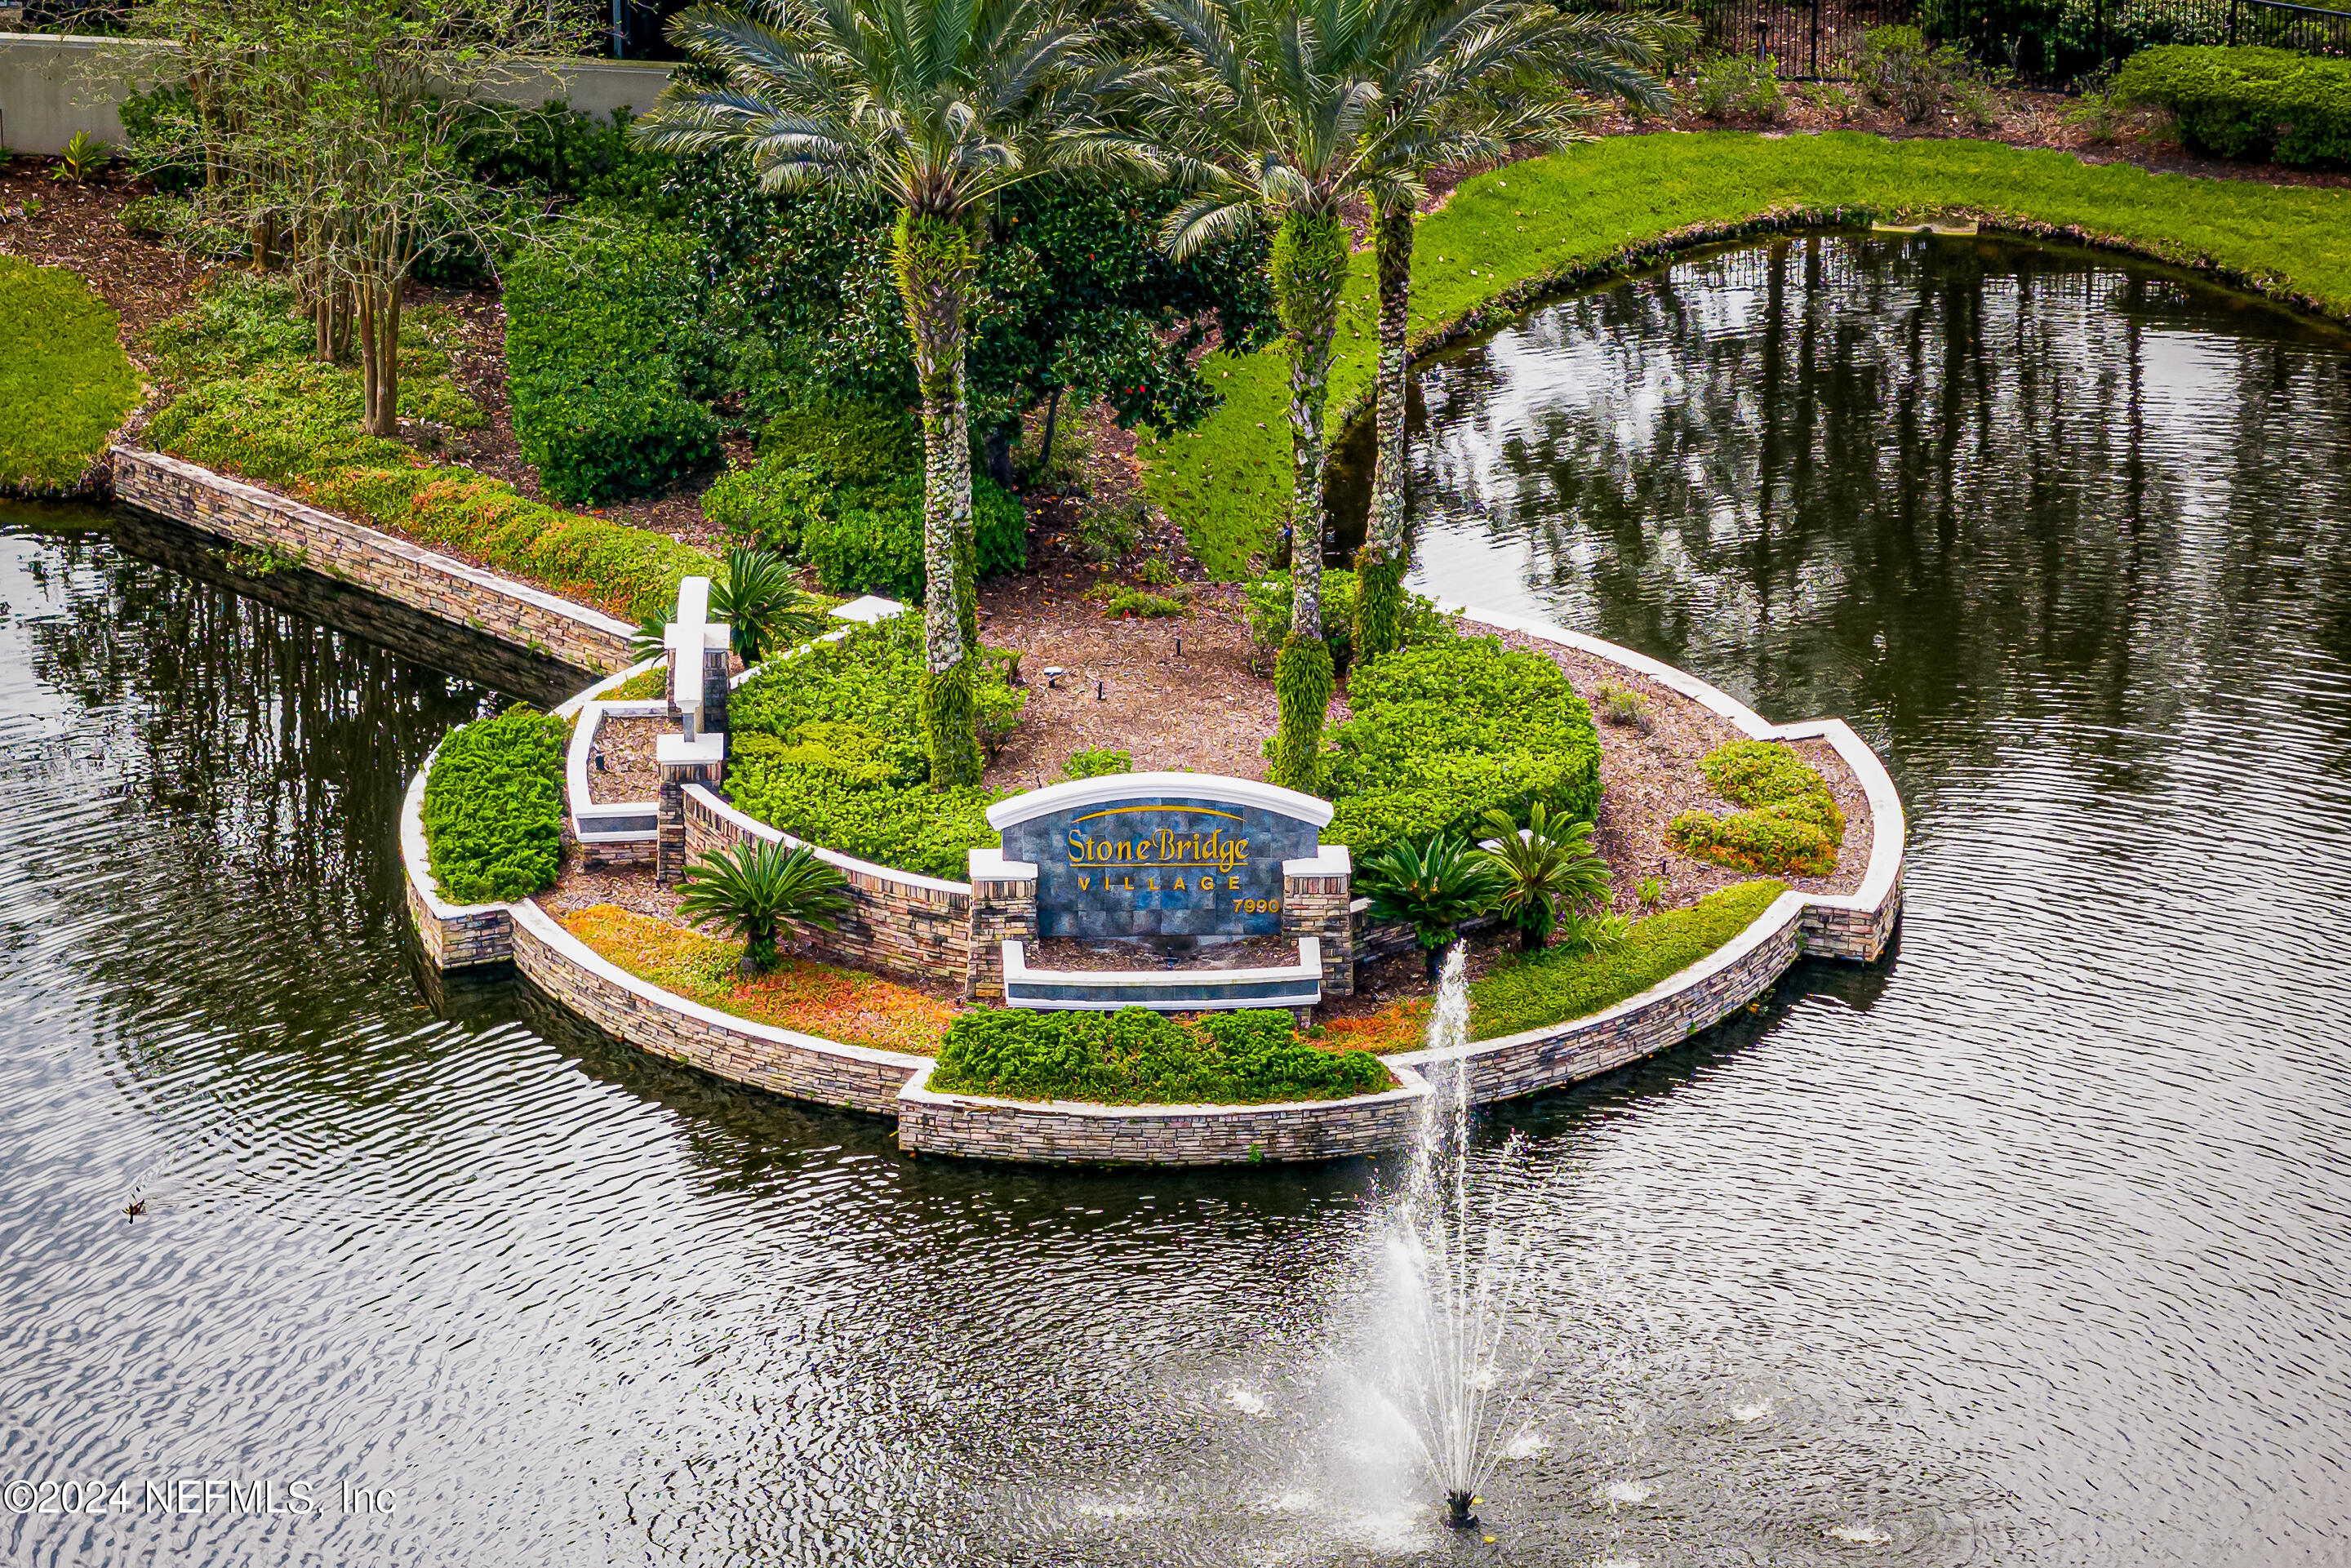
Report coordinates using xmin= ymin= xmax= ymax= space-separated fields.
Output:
xmin=5 ymin=229 xmax=2350 ymax=1566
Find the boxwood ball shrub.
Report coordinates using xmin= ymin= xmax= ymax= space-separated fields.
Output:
xmin=504 ymin=219 xmax=722 ymax=504
xmin=1320 ymin=636 xmax=1603 ymax=864
xmin=420 ymin=707 xmax=568 ymax=904
xmin=1467 ymin=881 xmax=1787 ymax=1040
xmin=1666 ymin=740 xmax=1845 ymax=877
xmin=2118 ymin=47 xmax=2351 ymax=169
xmin=931 ymin=1006 xmax=1391 ymax=1105
xmin=725 ymin=613 xmax=1025 ymax=879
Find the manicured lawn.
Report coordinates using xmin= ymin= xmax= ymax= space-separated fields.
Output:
xmin=560 ymin=902 xmax=958 ymax=1055
xmin=1140 ymin=131 xmax=2351 ymax=577
xmin=0 ymin=257 xmax=139 ymax=494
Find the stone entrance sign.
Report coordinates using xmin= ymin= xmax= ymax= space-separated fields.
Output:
xmin=991 ymin=774 xmax=1331 ymax=940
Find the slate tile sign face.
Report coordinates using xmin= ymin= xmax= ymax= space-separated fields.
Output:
xmin=1002 ymin=792 xmax=1322 ymax=939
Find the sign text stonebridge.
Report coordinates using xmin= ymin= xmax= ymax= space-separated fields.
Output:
xmin=989 ymin=774 xmax=1333 ymax=940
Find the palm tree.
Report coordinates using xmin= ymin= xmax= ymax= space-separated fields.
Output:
xmin=634 ymin=0 xmax=1139 ymax=786
xmin=1475 ymin=801 xmax=1609 ymax=949
xmin=1136 ymin=0 xmax=1393 ymax=791
xmin=1352 ymin=1 xmax=1681 ymax=661
xmin=628 ymin=548 xmax=831 ymax=667
xmin=677 ymin=839 xmax=853 ymax=975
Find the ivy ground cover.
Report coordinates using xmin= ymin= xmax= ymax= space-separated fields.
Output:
xmin=1141 ymin=131 xmax=2351 ymax=577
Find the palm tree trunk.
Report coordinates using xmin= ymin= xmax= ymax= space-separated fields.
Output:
xmin=1357 ymin=198 xmax=1414 ymax=662
xmin=1268 ymin=211 xmax=1348 ymax=793
xmin=894 ymin=211 xmax=984 ymax=787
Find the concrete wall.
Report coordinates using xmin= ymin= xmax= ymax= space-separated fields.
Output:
xmin=0 ymin=35 xmax=672 ymax=156
xmin=116 ymin=447 xmax=637 ymax=677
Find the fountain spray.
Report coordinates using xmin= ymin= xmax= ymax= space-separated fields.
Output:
xmin=1381 ymin=945 xmax=1543 ymax=1532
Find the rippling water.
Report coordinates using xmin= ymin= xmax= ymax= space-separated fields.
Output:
xmin=7 ymin=229 xmax=2351 ymax=1567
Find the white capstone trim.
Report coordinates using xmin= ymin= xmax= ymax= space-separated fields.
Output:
xmin=656 ymin=732 xmax=726 ymax=767
xmin=967 ymin=846 xmax=1039 ymax=881
xmin=1283 ymin=845 xmax=1351 ymax=877
xmin=683 ymin=784 xmax=974 ymax=897
xmin=986 ymin=771 xmax=1335 ymax=832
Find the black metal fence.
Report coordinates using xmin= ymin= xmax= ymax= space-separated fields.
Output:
xmin=1699 ymin=0 xmax=2351 ymax=84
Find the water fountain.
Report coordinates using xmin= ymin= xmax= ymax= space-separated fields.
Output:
xmin=1377 ymin=944 xmax=1545 ymax=1531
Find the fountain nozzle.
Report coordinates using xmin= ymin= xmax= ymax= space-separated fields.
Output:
xmin=1445 ymin=1490 xmax=1479 ymax=1530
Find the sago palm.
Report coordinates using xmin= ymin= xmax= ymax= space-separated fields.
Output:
xmin=677 ymin=839 xmax=852 ymax=975
xmin=1476 ymin=801 xmax=1610 ymax=950
xmin=627 ymin=548 xmax=830 ymax=668
xmin=1352 ymin=0 xmax=1682 ymax=660
xmin=1359 ymin=831 xmax=1503 ymax=976
xmin=634 ymin=0 xmax=1140 ymax=785
xmin=1135 ymin=0 xmax=1397 ymax=790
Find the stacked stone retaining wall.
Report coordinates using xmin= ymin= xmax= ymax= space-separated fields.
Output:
xmin=681 ymin=786 xmax=972 ymax=984
xmin=895 ymin=1064 xmax=1429 ymax=1166
xmin=115 ymin=448 xmax=636 ymax=675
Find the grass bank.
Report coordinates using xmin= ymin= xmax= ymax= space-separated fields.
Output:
xmin=1140 ymin=131 xmax=2351 ymax=578
xmin=0 ymin=257 xmax=140 ymax=495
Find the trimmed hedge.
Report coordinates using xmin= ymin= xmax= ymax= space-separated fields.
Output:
xmin=0 ymin=257 xmax=140 ymax=494
xmin=504 ymin=219 xmax=723 ymax=504
xmin=1469 ymin=880 xmax=1788 ymax=1040
xmin=421 ymin=707 xmax=568 ymax=904
xmin=726 ymin=613 xmax=1024 ymax=879
xmin=1666 ymin=740 xmax=1845 ymax=877
xmin=2118 ymin=47 xmax=2351 ymax=169
xmin=930 ymin=1006 xmax=1392 ymax=1105
xmin=713 ymin=400 xmax=1029 ymax=601
xmin=1320 ymin=636 xmax=1603 ymax=863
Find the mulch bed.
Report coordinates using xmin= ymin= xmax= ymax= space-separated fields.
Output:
xmin=584 ymin=713 xmax=665 ymax=805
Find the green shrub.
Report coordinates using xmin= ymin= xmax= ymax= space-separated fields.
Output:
xmin=421 ymin=706 xmax=568 ymax=904
xmin=798 ymin=473 xmax=1027 ymax=602
xmin=1320 ymin=636 xmax=1603 ymax=864
xmin=504 ymin=218 xmax=722 ymax=504
xmin=1665 ymin=740 xmax=1845 ymax=876
xmin=2118 ymin=47 xmax=2351 ymax=168
xmin=1682 ymin=53 xmax=1789 ymax=122
xmin=931 ymin=1006 xmax=1391 ymax=1105
xmin=758 ymin=398 xmax=922 ymax=493
xmin=1468 ymin=881 xmax=1787 ymax=1040
xmin=1246 ymin=567 xmax=1451 ymax=673
xmin=1062 ymin=747 xmax=1133 ymax=780
xmin=1087 ymin=582 xmax=1189 ymax=619
xmin=702 ymin=459 xmax=831 ymax=554
xmin=1855 ymin=24 xmax=1974 ymax=123
xmin=726 ymin=614 xmax=1027 ymax=878
xmin=0 ymin=257 xmax=140 ymax=494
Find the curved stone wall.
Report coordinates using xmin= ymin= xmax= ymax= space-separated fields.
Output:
xmin=395 ymin=579 xmax=1905 ymax=1165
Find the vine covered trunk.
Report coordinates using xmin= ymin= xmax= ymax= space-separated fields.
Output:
xmin=1356 ymin=199 xmax=1414 ymax=662
xmin=1267 ymin=211 xmax=1348 ymax=793
xmin=894 ymin=211 xmax=984 ymax=787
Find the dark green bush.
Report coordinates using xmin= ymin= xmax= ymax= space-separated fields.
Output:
xmin=798 ymin=473 xmax=1026 ymax=602
xmin=504 ymin=219 xmax=722 ymax=504
xmin=931 ymin=1006 xmax=1392 ymax=1105
xmin=2118 ymin=47 xmax=2351 ymax=168
xmin=421 ymin=707 xmax=568 ymax=904
xmin=758 ymin=399 xmax=923 ymax=492
xmin=726 ymin=614 xmax=1026 ymax=877
xmin=1321 ymin=636 xmax=1603 ymax=864
xmin=701 ymin=460 xmax=831 ymax=556
xmin=1468 ymin=881 xmax=1787 ymax=1040
xmin=1665 ymin=740 xmax=1845 ymax=877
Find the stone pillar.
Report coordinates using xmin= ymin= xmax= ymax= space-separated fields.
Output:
xmin=965 ymin=847 xmax=1039 ymax=1002
xmin=656 ymin=733 xmax=726 ymax=883
xmin=1282 ymin=845 xmax=1354 ymax=999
